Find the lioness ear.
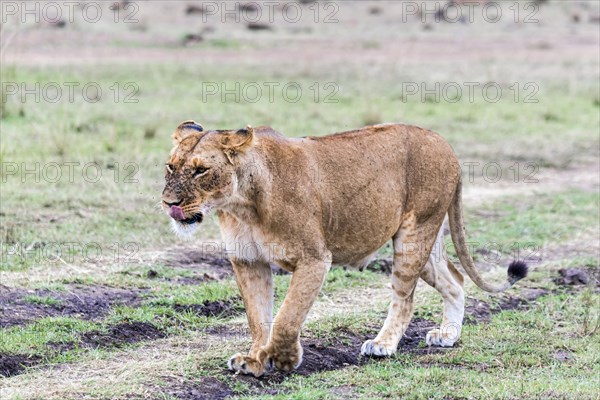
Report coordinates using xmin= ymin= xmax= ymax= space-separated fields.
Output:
xmin=172 ymin=120 xmax=204 ymax=147
xmin=220 ymin=125 xmax=254 ymax=151
xmin=220 ymin=125 xmax=254 ymax=163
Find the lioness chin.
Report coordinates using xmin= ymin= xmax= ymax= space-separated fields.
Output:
xmin=161 ymin=120 xmax=528 ymax=377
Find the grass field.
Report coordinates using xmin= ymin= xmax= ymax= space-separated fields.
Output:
xmin=1 ymin=1 xmax=599 ymax=399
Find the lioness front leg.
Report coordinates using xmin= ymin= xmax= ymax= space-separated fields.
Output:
xmin=227 ymin=259 xmax=273 ymax=376
xmin=230 ymin=256 xmax=330 ymax=377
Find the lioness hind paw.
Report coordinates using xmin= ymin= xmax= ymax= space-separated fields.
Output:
xmin=425 ymin=329 xmax=458 ymax=347
xmin=360 ymin=339 xmax=396 ymax=357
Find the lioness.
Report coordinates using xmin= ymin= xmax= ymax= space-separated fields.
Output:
xmin=162 ymin=121 xmax=527 ymax=377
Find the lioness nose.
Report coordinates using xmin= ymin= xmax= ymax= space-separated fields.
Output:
xmin=163 ymin=199 xmax=182 ymax=207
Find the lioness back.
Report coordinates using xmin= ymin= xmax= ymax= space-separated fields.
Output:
xmin=290 ymin=124 xmax=460 ymax=265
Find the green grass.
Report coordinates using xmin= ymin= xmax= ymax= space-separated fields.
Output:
xmin=1 ymin=60 xmax=598 ymax=265
xmin=22 ymin=295 xmax=62 ymax=307
xmin=443 ymin=189 xmax=600 ymax=262
xmin=148 ymin=279 xmax=239 ymax=306
xmin=0 ymin=317 xmax=98 ymax=356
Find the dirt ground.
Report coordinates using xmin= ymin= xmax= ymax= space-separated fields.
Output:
xmin=147 ymin=264 xmax=597 ymax=398
xmin=0 ymin=285 xmax=146 ymax=328
xmin=2 ymin=262 xmax=595 ymax=386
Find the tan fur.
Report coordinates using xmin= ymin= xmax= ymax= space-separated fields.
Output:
xmin=162 ymin=121 xmax=519 ymax=376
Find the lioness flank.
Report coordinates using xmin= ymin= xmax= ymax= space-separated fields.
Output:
xmin=161 ymin=121 xmax=528 ymax=377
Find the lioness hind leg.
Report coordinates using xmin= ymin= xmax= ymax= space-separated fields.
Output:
xmin=361 ymin=213 xmax=443 ymax=357
xmin=420 ymin=226 xmax=465 ymax=347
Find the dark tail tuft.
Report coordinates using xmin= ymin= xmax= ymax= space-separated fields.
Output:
xmin=508 ymin=260 xmax=528 ymax=284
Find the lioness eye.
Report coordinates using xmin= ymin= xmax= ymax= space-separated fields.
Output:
xmin=166 ymin=163 xmax=174 ymax=173
xmin=194 ymin=167 xmax=209 ymax=177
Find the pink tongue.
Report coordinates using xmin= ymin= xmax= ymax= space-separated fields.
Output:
xmin=168 ymin=206 xmax=185 ymax=221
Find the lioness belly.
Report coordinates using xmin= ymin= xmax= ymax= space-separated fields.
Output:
xmin=323 ymin=189 xmax=404 ymax=267
xmin=327 ymin=218 xmax=400 ymax=267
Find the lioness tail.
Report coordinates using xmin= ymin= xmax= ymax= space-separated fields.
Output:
xmin=447 ymin=176 xmax=528 ymax=293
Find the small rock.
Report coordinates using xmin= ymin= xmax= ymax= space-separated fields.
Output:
xmin=182 ymin=33 xmax=204 ymax=46
xmin=247 ymin=22 xmax=273 ymax=31
xmin=522 ymin=288 xmax=548 ymax=301
xmin=50 ymin=20 xmax=66 ymax=28
xmin=185 ymin=5 xmax=204 ymax=15
xmin=238 ymin=3 xmax=259 ymax=13
xmin=554 ymin=351 xmax=571 ymax=362
xmin=109 ymin=0 xmax=130 ymax=10
xmin=146 ymin=269 xmax=159 ymax=279
xmin=557 ymin=268 xmax=590 ymax=285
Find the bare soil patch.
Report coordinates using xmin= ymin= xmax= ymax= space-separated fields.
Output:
xmin=0 ymin=322 xmax=167 ymax=379
xmin=227 ymin=317 xmax=438 ymax=394
xmin=160 ymin=250 xmax=233 ymax=279
xmin=80 ymin=321 xmax=166 ymax=349
xmin=1 ymin=299 xmax=243 ymax=379
xmin=0 ymin=353 xmax=40 ymax=378
xmin=228 ymin=331 xmax=367 ymax=395
xmin=365 ymin=258 xmax=393 ymax=274
xmin=396 ymin=318 xmax=440 ymax=354
xmin=172 ymin=299 xmax=243 ymax=319
xmin=464 ymin=299 xmax=493 ymax=324
xmin=555 ymin=267 xmax=599 ymax=288
xmin=0 ymin=285 xmax=146 ymax=328
xmin=465 ymin=289 xmax=550 ymax=325
xmin=461 ymin=260 xmax=599 ymax=325
xmin=121 ymin=268 xmax=212 ymax=286
xmin=464 ymin=162 xmax=600 ymax=206
xmin=159 ymin=249 xmax=290 ymax=280
xmin=154 ymin=376 xmax=234 ymax=400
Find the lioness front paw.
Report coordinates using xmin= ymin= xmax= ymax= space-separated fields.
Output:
xmin=227 ymin=342 xmax=303 ymax=377
xmin=425 ymin=328 xmax=458 ymax=347
xmin=227 ymin=352 xmax=273 ymax=377
xmin=264 ymin=340 xmax=303 ymax=372
xmin=360 ymin=339 xmax=396 ymax=357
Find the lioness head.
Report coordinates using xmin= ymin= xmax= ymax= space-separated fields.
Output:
xmin=162 ymin=120 xmax=254 ymax=236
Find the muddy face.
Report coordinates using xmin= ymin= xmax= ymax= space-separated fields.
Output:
xmin=162 ymin=143 xmax=233 ymax=225
xmin=162 ymin=121 xmax=254 ymax=235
